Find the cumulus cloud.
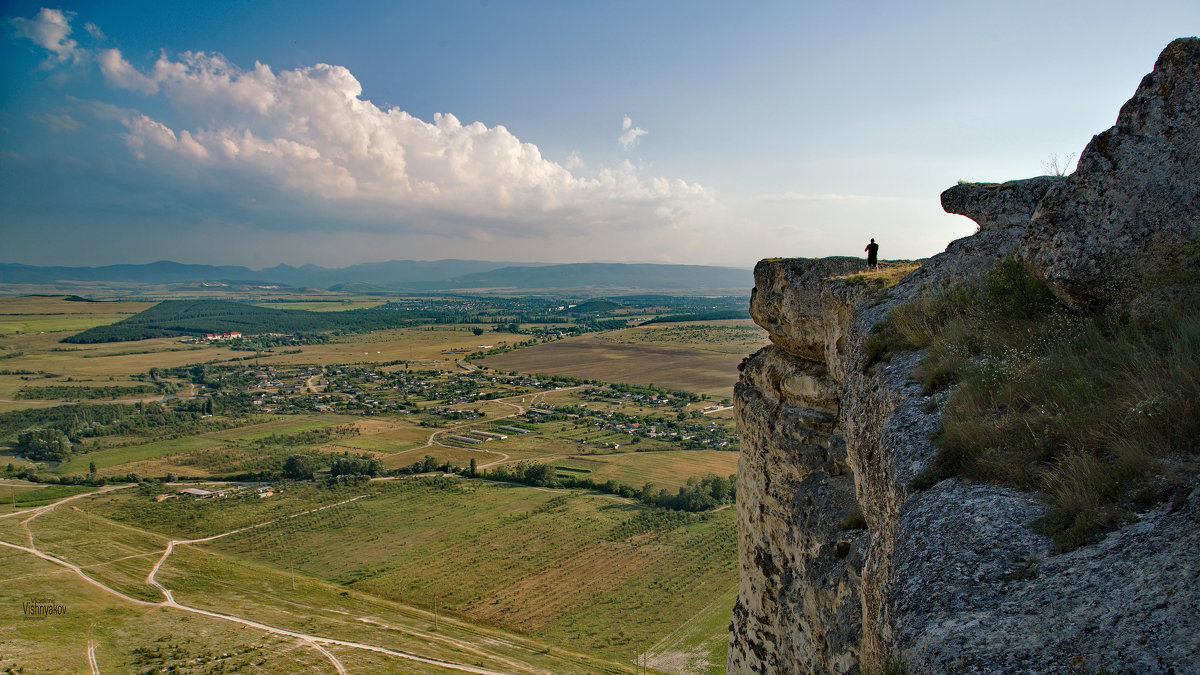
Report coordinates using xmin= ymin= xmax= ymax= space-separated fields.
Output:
xmin=15 ymin=8 xmax=710 ymax=241
xmin=10 ymin=8 xmax=84 ymax=65
xmin=618 ymin=115 xmax=647 ymax=150
xmin=98 ymin=48 xmax=158 ymax=94
xmin=40 ymin=112 xmax=83 ymax=134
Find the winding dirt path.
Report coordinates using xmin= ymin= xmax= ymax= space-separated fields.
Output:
xmin=0 ymin=489 xmax=539 ymax=675
xmin=86 ymin=639 xmax=99 ymax=675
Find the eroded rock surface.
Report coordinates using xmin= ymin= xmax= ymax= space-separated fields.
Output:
xmin=941 ymin=176 xmax=1064 ymax=232
xmin=1020 ymin=37 xmax=1200 ymax=307
xmin=729 ymin=259 xmax=867 ymax=674
xmin=730 ymin=37 xmax=1200 ymax=675
xmin=749 ymin=257 xmax=863 ymax=362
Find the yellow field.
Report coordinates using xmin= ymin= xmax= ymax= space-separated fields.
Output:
xmin=250 ymin=325 xmax=519 ymax=369
xmin=0 ymin=295 xmax=154 ymax=336
xmin=554 ymin=450 xmax=739 ymax=492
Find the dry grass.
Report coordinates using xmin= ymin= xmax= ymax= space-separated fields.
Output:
xmin=894 ymin=259 xmax=1200 ymax=550
xmin=829 ymin=261 xmax=922 ymax=291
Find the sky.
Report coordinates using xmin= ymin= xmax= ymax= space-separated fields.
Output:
xmin=1 ymin=1 xmax=1197 ymax=270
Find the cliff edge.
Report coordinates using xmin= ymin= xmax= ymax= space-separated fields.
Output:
xmin=729 ymin=38 xmax=1200 ymax=674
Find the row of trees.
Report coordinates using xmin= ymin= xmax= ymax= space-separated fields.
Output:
xmin=482 ymin=461 xmax=735 ymax=512
xmin=281 ymin=453 xmax=384 ymax=481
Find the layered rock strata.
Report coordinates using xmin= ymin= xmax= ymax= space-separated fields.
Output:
xmin=729 ymin=38 xmax=1200 ymax=674
xmin=728 ymin=257 xmax=869 ymax=674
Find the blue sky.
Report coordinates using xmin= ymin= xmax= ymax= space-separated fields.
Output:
xmin=2 ymin=1 xmax=1197 ymax=269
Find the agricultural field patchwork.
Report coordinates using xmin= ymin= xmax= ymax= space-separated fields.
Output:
xmin=0 ymin=291 xmax=748 ymax=673
xmin=479 ymin=336 xmax=747 ymax=398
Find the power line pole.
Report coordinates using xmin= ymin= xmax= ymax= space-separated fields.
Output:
xmin=434 ymin=594 xmax=439 ymax=631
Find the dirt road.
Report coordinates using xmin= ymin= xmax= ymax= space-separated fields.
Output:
xmin=0 ymin=488 xmax=550 ymax=675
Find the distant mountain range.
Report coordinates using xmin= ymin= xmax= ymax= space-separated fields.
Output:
xmin=0 ymin=260 xmax=753 ymax=293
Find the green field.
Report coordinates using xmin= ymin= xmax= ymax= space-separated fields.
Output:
xmin=552 ymin=451 xmax=739 ymax=493
xmin=1 ymin=485 xmax=641 ymax=673
xmin=3 ymin=482 xmax=95 ymax=507
xmin=84 ymin=479 xmax=737 ymax=665
xmin=0 ymin=296 xmax=154 ymax=337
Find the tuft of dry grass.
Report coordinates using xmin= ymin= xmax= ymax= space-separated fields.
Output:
xmin=830 ymin=262 xmax=922 ymax=293
xmin=893 ymin=258 xmax=1200 ymax=550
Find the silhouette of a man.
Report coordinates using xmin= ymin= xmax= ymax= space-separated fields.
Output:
xmin=865 ymin=238 xmax=879 ymax=271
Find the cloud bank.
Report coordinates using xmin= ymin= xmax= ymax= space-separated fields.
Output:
xmin=14 ymin=8 xmax=710 ymax=242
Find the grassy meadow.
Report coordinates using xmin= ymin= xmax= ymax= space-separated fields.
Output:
xmin=1 ymin=484 xmax=638 ymax=674
xmin=83 ymin=479 xmax=737 ymax=665
xmin=552 ymin=451 xmax=739 ymax=493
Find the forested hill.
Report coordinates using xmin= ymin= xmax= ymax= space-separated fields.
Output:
xmin=62 ymin=294 xmax=752 ymax=343
xmin=60 ymin=300 xmax=407 ymax=343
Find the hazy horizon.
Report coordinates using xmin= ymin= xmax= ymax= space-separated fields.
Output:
xmin=3 ymin=2 xmax=1197 ymax=269
xmin=0 ymin=257 xmax=756 ymax=271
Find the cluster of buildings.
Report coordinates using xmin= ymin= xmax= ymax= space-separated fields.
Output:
xmin=153 ymin=486 xmax=276 ymax=502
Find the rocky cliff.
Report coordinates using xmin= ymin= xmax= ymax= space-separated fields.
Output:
xmin=728 ymin=39 xmax=1200 ymax=674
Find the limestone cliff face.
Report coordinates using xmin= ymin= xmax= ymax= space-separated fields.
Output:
xmin=729 ymin=38 xmax=1200 ymax=674
xmin=728 ymin=258 xmax=869 ymax=674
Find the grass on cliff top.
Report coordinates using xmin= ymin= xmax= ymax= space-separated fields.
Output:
xmin=870 ymin=257 xmax=1200 ymax=551
xmin=828 ymin=262 xmax=922 ymax=293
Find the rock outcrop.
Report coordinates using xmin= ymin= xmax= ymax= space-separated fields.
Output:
xmin=1020 ymin=38 xmax=1200 ymax=308
xmin=729 ymin=38 xmax=1200 ymax=674
xmin=728 ymin=257 xmax=869 ymax=674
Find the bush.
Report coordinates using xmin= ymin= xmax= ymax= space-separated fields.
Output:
xmin=16 ymin=428 xmax=73 ymax=461
xmin=283 ymin=454 xmax=318 ymax=480
xmin=329 ymin=455 xmax=384 ymax=478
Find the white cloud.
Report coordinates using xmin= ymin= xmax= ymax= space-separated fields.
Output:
xmin=40 ymin=112 xmax=82 ymax=134
xmin=618 ymin=115 xmax=647 ymax=150
xmin=10 ymin=8 xmax=83 ymax=66
xmin=14 ymin=9 xmax=712 ymax=241
xmin=98 ymin=48 xmax=158 ymax=94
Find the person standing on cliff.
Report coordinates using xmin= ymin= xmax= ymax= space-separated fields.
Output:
xmin=864 ymin=238 xmax=879 ymax=271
